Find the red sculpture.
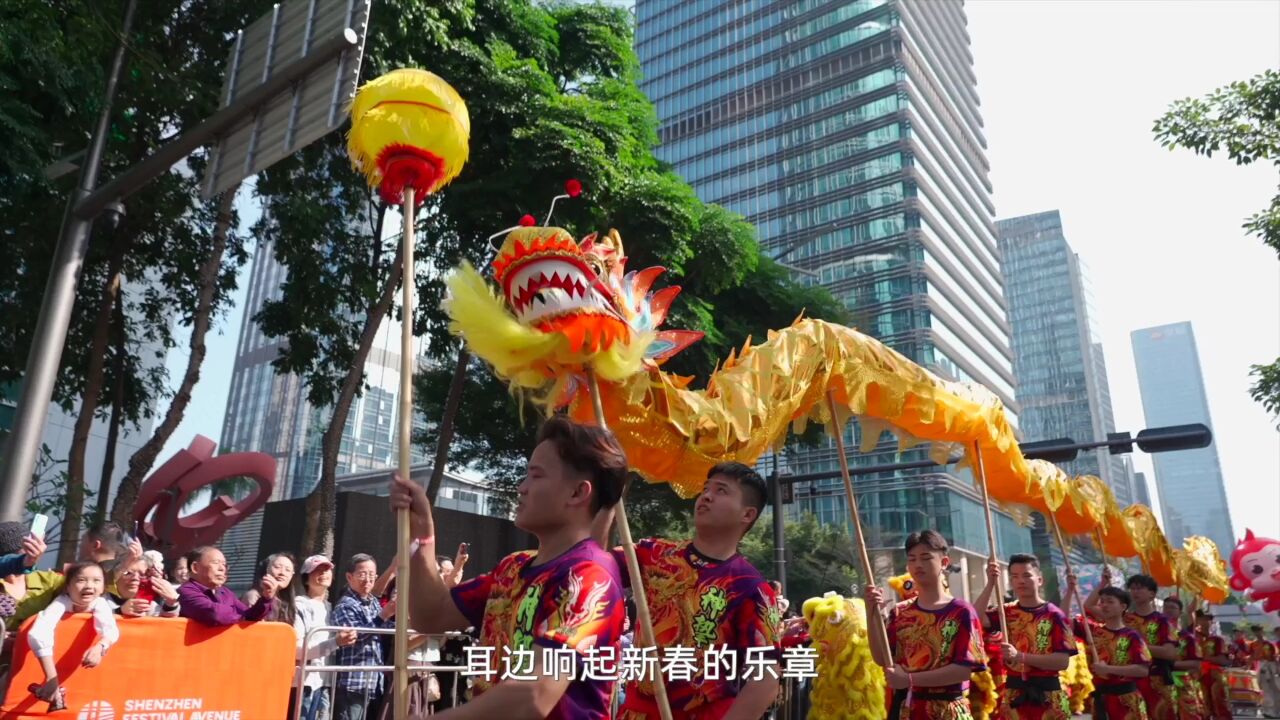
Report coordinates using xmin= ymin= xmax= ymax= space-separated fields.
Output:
xmin=133 ymin=435 xmax=275 ymax=558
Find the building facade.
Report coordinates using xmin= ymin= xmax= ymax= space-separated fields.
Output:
xmin=996 ymin=210 xmax=1135 ymax=585
xmin=1 ymin=273 xmax=167 ymax=564
xmin=995 ymin=210 xmax=1127 ymax=491
xmin=217 ymin=234 xmax=429 ymax=585
xmin=1130 ymin=322 xmax=1234 ymax=554
xmin=635 ymin=0 xmax=1031 ymax=572
xmin=1132 ymin=469 xmax=1151 ymax=508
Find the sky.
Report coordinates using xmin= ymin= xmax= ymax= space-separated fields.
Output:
xmin=161 ymin=0 xmax=1280 ymax=543
xmin=967 ymin=0 xmax=1280 ymax=541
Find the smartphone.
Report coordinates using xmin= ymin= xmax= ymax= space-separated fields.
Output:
xmin=29 ymin=514 xmax=48 ymax=541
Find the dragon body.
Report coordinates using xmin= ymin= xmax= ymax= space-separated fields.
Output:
xmin=445 ymin=226 xmax=1030 ymax=499
xmin=443 ymin=225 xmax=1232 ymax=594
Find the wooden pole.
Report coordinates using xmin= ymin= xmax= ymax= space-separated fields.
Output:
xmin=586 ymin=370 xmax=674 ymax=720
xmin=1094 ymin=529 xmax=1112 ymax=579
xmin=823 ymin=392 xmax=893 ymax=660
xmin=970 ymin=441 xmax=1008 ymax=639
xmin=1048 ymin=513 xmax=1099 ymax=664
xmin=393 ymin=188 xmax=416 ymax=720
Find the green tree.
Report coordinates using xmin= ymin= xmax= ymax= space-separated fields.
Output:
xmin=1 ymin=1 xmax=269 ymax=557
xmin=739 ymin=512 xmax=862 ymax=606
xmin=1154 ymin=69 xmax=1280 ymax=423
xmin=254 ymin=0 xmax=845 ymax=553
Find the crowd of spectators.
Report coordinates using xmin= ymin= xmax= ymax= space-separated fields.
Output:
xmin=0 ymin=521 xmax=477 ymax=720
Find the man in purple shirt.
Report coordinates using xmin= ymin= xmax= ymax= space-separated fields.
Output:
xmin=178 ymin=546 xmax=279 ymax=626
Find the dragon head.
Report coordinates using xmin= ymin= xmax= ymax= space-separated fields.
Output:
xmin=491 ymin=227 xmax=630 ymax=354
xmin=445 ymin=225 xmax=702 ymax=407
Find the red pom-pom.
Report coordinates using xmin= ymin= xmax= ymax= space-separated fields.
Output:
xmin=519 ymin=214 xmax=536 ymax=227
xmin=374 ymin=144 xmax=447 ymax=206
xmin=565 ymin=179 xmax=583 ymax=198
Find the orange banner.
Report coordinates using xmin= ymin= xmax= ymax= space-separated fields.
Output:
xmin=2 ymin=615 xmax=295 ymax=720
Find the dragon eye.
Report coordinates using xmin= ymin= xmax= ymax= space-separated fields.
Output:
xmin=585 ymin=258 xmax=604 ymax=277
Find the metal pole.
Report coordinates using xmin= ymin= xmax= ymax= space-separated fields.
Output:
xmin=0 ymin=0 xmax=138 ymax=522
xmin=771 ymin=463 xmax=787 ymax=596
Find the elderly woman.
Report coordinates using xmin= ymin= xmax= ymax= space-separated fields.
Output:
xmin=110 ymin=556 xmax=180 ymax=618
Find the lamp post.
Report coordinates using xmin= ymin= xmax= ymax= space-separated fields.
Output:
xmin=768 ymin=423 xmax=1214 ymax=586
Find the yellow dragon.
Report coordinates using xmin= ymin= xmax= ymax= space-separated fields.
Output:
xmin=446 ymin=226 xmax=1031 ymax=500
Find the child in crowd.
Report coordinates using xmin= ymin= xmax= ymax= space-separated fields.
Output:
xmin=26 ymin=562 xmax=119 ymax=711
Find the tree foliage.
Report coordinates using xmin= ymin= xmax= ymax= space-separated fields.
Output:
xmin=1154 ymin=69 xmax=1280 ymax=423
xmin=739 ymin=512 xmax=862 ymax=607
xmin=1 ymin=1 xmax=262 ymax=547
xmin=245 ymin=0 xmax=845 ymax=552
xmin=407 ymin=0 xmax=847 ymax=514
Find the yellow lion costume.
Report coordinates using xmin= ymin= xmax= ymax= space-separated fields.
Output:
xmin=1061 ymin=639 xmax=1095 ymax=714
xmin=802 ymin=592 xmax=884 ymax=720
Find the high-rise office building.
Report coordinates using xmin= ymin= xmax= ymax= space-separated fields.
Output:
xmin=217 ymin=234 xmax=429 ymax=582
xmin=1132 ymin=468 xmax=1151 ymax=509
xmin=1 ymin=274 xmax=167 ymax=564
xmin=634 ymin=0 xmax=1029 ymax=592
xmin=996 ymin=210 xmax=1132 ymax=583
xmin=996 ymin=211 xmax=1126 ymax=490
xmin=1131 ymin=322 xmax=1234 ymax=554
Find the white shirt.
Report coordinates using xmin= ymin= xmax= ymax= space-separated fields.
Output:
xmin=294 ymin=595 xmax=339 ymax=689
xmin=28 ymin=594 xmax=119 ymax=659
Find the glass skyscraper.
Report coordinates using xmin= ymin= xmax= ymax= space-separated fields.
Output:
xmin=1131 ymin=322 xmax=1235 ymax=554
xmin=635 ymin=0 xmax=1029 ymax=592
xmin=217 ymin=232 xmax=429 ymax=584
xmin=996 ymin=210 xmax=1133 ymax=590
xmin=995 ymin=210 xmax=1127 ymax=493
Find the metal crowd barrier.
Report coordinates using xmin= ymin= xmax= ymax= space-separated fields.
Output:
xmin=294 ymin=625 xmax=471 ymax=719
xmin=295 ymin=626 xmax=815 ymax=720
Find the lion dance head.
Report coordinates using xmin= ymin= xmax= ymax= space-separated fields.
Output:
xmin=801 ymin=592 xmax=885 ymax=720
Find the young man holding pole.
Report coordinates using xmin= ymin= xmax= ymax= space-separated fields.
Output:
xmin=1161 ymin=595 xmax=1208 ymax=720
xmin=864 ymin=530 xmax=987 ymax=720
xmin=1125 ymin=576 xmax=1179 ymax=720
xmin=1192 ymin=609 xmax=1233 ymax=720
xmin=1084 ymin=572 xmax=1179 ymax=720
xmin=389 ymin=415 xmax=628 ymax=720
xmin=973 ymin=554 xmax=1075 ymax=719
xmin=1088 ymin=586 xmax=1152 ymax=720
xmin=591 ymin=461 xmax=782 ymax=720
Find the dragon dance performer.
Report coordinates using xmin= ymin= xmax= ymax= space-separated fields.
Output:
xmin=891 ymin=568 xmax=999 ymax=719
xmin=1230 ymin=626 xmax=1255 ymax=668
xmin=1192 ymin=609 xmax=1233 ymax=720
xmin=972 ymin=555 xmax=1074 ymax=719
xmin=1162 ymin=595 xmax=1207 ymax=720
xmin=865 ymin=530 xmax=988 ymax=720
xmin=590 ymin=462 xmax=782 ymax=720
xmin=1085 ymin=587 xmax=1152 ymax=720
xmin=1086 ymin=573 xmax=1178 ymax=720
xmin=391 ymin=416 xmax=628 ymax=720
xmin=1126 ymin=576 xmax=1179 ymax=720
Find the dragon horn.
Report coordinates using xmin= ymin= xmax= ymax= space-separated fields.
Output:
xmin=649 ymin=286 xmax=683 ymax=327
